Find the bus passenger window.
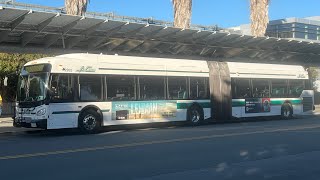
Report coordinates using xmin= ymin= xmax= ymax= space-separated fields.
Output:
xmin=50 ymin=75 xmax=75 ymax=102
xmin=190 ymin=77 xmax=209 ymax=99
xmin=168 ymin=77 xmax=187 ymax=100
xmin=107 ymin=75 xmax=136 ymax=101
xmin=139 ymin=76 xmax=165 ymax=100
xmin=252 ymin=79 xmax=270 ymax=98
xmin=288 ymin=79 xmax=305 ymax=97
xmin=80 ymin=76 xmax=102 ymax=101
xmin=232 ymin=78 xmax=251 ymax=98
xmin=271 ymin=79 xmax=287 ymax=98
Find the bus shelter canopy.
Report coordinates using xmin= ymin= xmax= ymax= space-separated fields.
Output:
xmin=0 ymin=6 xmax=320 ymax=65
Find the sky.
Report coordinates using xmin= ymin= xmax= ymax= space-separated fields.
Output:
xmin=15 ymin=0 xmax=320 ymax=28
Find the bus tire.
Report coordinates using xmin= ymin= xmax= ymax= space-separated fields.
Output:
xmin=78 ymin=109 xmax=101 ymax=133
xmin=187 ymin=105 xmax=204 ymax=126
xmin=281 ymin=103 xmax=293 ymax=119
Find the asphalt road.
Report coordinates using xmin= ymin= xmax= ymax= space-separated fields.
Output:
xmin=1 ymin=116 xmax=320 ymax=180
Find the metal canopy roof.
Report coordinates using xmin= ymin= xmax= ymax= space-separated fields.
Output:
xmin=0 ymin=6 xmax=320 ymax=65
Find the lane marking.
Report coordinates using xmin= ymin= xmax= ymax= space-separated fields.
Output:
xmin=1 ymin=124 xmax=320 ymax=160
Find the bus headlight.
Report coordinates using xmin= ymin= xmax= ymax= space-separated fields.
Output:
xmin=36 ymin=108 xmax=46 ymax=116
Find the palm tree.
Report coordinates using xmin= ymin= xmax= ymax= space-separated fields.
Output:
xmin=250 ymin=0 xmax=269 ymax=37
xmin=65 ymin=0 xmax=89 ymax=16
xmin=172 ymin=0 xmax=192 ymax=29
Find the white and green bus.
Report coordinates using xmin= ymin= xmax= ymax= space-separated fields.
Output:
xmin=14 ymin=53 xmax=314 ymax=133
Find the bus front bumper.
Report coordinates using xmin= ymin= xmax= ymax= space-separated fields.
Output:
xmin=13 ymin=118 xmax=47 ymax=129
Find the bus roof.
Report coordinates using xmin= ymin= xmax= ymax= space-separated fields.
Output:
xmin=227 ymin=62 xmax=308 ymax=79
xmin=24 ymin=53 xmax=308 ymax=79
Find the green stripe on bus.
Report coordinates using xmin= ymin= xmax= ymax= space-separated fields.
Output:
xmin=270 ymin=99 xmax=302 ymax=105
xmin=177 ymin=102 xmax=211 ymax=109
xmin=232 ymin=100 xmax=245 ymax=107
xmin=230 ymin=99 xmax=302 ymax=107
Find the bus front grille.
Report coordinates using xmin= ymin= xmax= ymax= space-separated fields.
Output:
xmin=303 ymin=97 xmax=313 ymax=112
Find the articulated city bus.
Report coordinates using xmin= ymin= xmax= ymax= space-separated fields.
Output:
xmin=14 ymin=53 xmax=314 ymax=133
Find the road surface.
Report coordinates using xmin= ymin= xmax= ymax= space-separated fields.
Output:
xmin=1 ymin=116 xmax=320 ymax=179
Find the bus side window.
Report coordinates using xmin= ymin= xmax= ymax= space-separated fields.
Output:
xmin=79 ymin=75 xmax=102 ymax=101
xmin=50 ymin=75 xmax=75 ymax=102
xmin=107 ymin=75 xmax=136 ymax=101
xmin=190 ymin=77 xmax=209 ymax=99
xmin=167 ymin=77 xmax=187 ymax=100
xmin=288 ymin=79 xmax=305 ymax=97
xmin=252 ymin=79 xmax=270 ymax=98
xmin=232 ymin=78 xmax=251 ymax=99
xmin=271 ymin=79 xmax=287 ymax=98
xmin=139 ymin=76 xmax=165 ymax=100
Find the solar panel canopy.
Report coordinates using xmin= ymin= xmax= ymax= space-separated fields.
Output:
xmin=0 ymin=6 xmax=320 ymax=65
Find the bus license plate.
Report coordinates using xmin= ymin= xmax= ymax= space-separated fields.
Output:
xmin=31 ymin=123 xmax=37 ymax=128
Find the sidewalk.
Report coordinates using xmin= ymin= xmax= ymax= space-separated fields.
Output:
xmin=314 ymin=105 xmax=320 ymax=115
xmin=0 ymin=116 xmax=29 ymax=134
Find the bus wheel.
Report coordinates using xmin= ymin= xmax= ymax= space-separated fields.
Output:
xmin=281 ymin=103 xmax=293 ymax=119
xmin=187 ymin=105 xmax=204 ymax=126
xmin=79 ymin=109 xmax=101 ymax=133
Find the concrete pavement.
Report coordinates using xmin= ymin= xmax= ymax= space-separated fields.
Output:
xmin=0 ymin=116 xmax=320 ymax=179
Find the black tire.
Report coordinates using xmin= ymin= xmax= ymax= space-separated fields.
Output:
xmin=281 ymin=103 xmax=293 ymax=119
xmin=78 ymin=109 xmax=101 ymax=133
xmin=187 ymin=105 xmax=204 ymax=126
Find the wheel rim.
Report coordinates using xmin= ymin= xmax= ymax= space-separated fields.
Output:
xmin=191 ymin=110 xmax=200 ymax=123
xmin=83 ymin=114 xmax=97 ymax=131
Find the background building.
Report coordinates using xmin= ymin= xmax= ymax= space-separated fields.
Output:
xmin=229 ymin=16 xmax=320 ymax=42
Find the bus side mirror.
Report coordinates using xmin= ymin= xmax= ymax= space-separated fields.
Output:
xmin=3 ymin=76 xmax=8 ymax=87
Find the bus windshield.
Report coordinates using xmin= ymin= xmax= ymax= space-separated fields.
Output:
xmin=17 ymin=72 xmax=49 ymax=102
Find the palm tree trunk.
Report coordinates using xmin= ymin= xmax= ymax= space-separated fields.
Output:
xmin=172 ymin=0 xmax=192 ymax=29
xmin=250 ymin=0 xmax=269 ymax=37
xmin=65 ymin=0 xmax=89 ymax=16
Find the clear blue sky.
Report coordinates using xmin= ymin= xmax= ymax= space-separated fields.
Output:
xmin=16 ymin=0 xmax=320 ymax=28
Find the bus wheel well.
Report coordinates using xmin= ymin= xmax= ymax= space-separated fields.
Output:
xmin=188 ymin=102 xmax=204 ymax=114
xmin=78 ymin=105 xmax=103 ymax=124
xmin=186 ymin=102 xmax=204 ymax=125
xmin=281 ymin=102 xmax=293 ymax=119
xmin=282 ymin=101 xmax=293 ymax=109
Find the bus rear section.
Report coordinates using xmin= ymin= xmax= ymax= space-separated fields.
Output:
xmin=227 ymin=62 xmax=314 ymax=119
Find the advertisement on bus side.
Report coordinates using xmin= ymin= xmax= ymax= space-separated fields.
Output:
xmin=111 ymin=101 xmax=177 ymax=120
xmin=245 ymin=98 xmax=271 ymax=113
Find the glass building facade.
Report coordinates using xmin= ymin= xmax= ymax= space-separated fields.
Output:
xmin=266 ymin=17 xmax=320 ymax=41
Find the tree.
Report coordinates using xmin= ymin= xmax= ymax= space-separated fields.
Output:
xmin=307 ymin=67 xmax=320 ymax=91
xmin=172 ymin=0 xmax=192 ymax=29
xmin=0 ymin=53 xmax=47 ymax=102
xmin=65 ymin=0 xmax=89 ymax=16
xmin=250 ymin=0 xmax=269 ymax=37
